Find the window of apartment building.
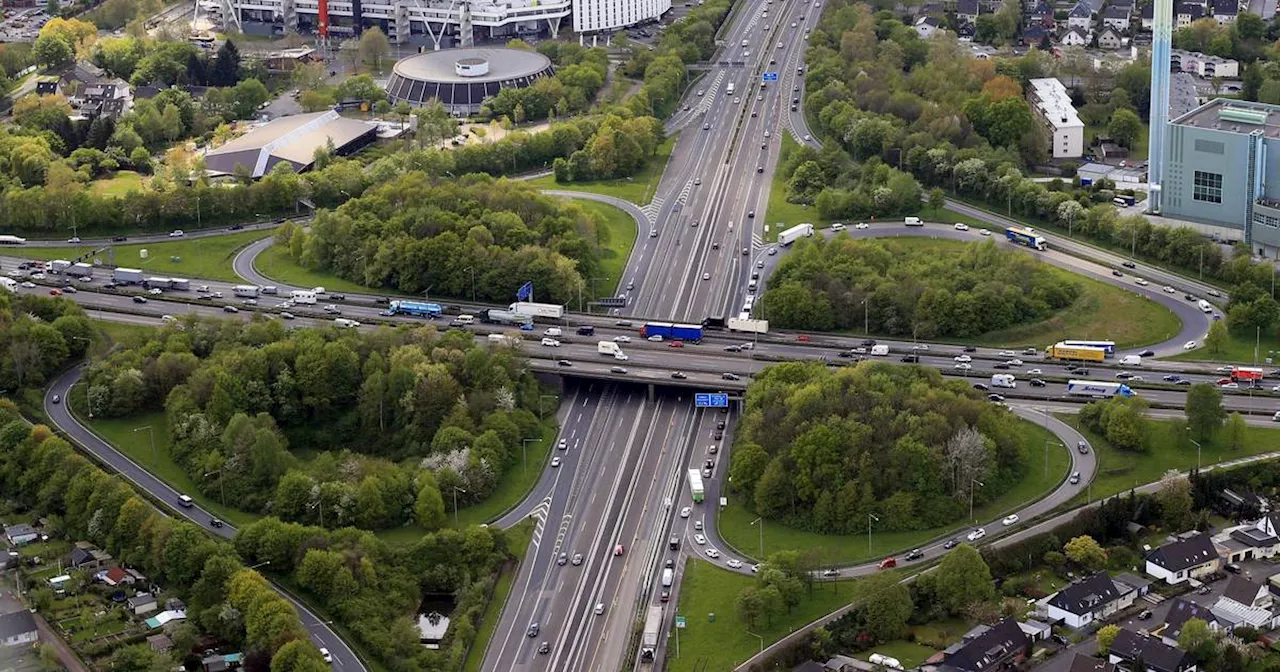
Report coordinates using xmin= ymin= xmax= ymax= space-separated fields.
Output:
xmin=1254 ymin=213 xmax=1280 ymax=228
xmin=1193 ymin=170 xmax=1223 ymax=204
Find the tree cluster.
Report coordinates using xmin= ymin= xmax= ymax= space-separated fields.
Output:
xmin=758 ymin=236 xmax=1080 ymax=338
xmin=617 ymin=0 xmax=731 ymax=119
xmin=779 ymin=142 xmax=923 ymax=219
xmin=728 ymin=362 xmax=1030 ymax=533
xmin=81 ymin=313 xmax=547 ymax=525
xmin=552 ymin=114 xmax=665 ymax=183
xmin=0 ymin=289 xmax=95 ymax=391
xmin=1077 ymin=395 xmax=1152 ymax=453
xmin=282 ymin=173 xmax=608 ymax=305
xmin=482 ymin=44 xmax=610 ymax=122
xmin=0 ymin=405 xmax=324 ymax=672
xmin=235 ymin=515 xmax=514 ymax=671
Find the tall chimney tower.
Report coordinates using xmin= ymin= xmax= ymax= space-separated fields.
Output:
xmin=1146 ymin=0 xmax=1173 ymax=214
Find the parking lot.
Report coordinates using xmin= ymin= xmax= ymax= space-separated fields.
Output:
xmin=0 ymin=9 xmax=50 ymax=42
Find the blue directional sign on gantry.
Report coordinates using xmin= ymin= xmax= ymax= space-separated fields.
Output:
xmin=762 ymin=72 xmax=778 ymax=82
xmin=695 ymin=393 xmax=730 ymax=408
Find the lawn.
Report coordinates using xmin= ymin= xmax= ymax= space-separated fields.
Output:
xmin=252 ymin=245 xmax=379 ymax=295
xmin=577 ymin=199 xmax=637 ymax=300
xmin=524 ymin=134 xmax=676 ymax=205
xmin=669 ymin=559 xmax=864 ymax=671
xmin=21 ymin=230 xmax=272 ymax=284
xmin=1170 ymin=330 xmax=1280 ymax=365
xmin=717 ymin=420 xmax=1069 ymax=565
xmin=90 ymin=171 xmax=145 ymax=199
xmin=1059 ymin=414 xmax=1280 ymax=508
xmin=1085 ymin=123 xmax=1149 ymax=162
xmin=763 ymin=134 xmax=830 ymax=240
xmin=844 ymin=239 xmax=1181 ymax=349
xmin=857 ymin=639 xmax=944 ymax=668
xmin=92 ymin=319 xmax=157 ymax=346
xmin=68 ymin=385 xmax=260 ymax=527
xmin=463 ymin=520 xmax=535 ymax=672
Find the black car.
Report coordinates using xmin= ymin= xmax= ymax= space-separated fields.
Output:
xmin=671 ymin=371 xmax=688 ymax=379
xmin=1075 ymin=368 xmax=1090 ymax=376
xmin=374 ymin=297 xmax=390 ymax=304
xmin=538 ymin=642 xmax=550 ymax=655
xmin=905 ymin=549 xmax=924 ymax=561
xmin=837 ymin=351 xmax=855 ymax=358
xmin=900 ymin=355 xmax=919 ymax=363
xmin=132 ymin=296 xmax=147 ymax=304
xmin=972 ymin=383 xmax=989 ymax=391
xmin=229 ymin=224 xmax=245 ymax=231
xmin=1184 ymin=294 xmax=1195 ymax=301
xmin=992 ymin=362 xmax=1010 ymax=369
xmin=111 ymin=235 xmax=128 ymax=242
xmin=1139 ymin=349 xmax=1156 ymax=357
xmin=943 ymin=538 xmax=960 ymax=550
xmin=1163 ymin=374 xmax=1182 ymax=382
xmin=329 ymin=293 xmax=346 ymax=300
xmin=577 ymin=325 xmax=596 ymax=336
xmin=1122 ymin=261 xmax=1137 ymax=269
xmin=963 ymin=345 xmax=977 ymax=353
xmin=717 ymin=420 xmax=726 ymax=430
xmin=861 ymin=339 xmax=877 ymax=347
xmin=210 ymin=518 xmax=224 ymax=528
xmin=527 ymin=624 xmax=540 ymax=638
xmin=722 ymin=372 xmax=741 ymax=381
xmin=1112 ymin=270 xmax=1123 ymax=277
xmin=713 ymin=430 xmax=723 ymax=440
xmin=987 ymin=393 xmax=1005 ymax=402
xmin=557 ymin=360 xmax=572 ymax=367
xmin=1029 ymin=378 xmax=1046 ymax=387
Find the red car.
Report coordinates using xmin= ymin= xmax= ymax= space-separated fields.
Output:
xmin=878 ymin=556 xmax=897 ymax=569
xmin=669 ymin=341 xmax=684 ymax=348
xmin=48 ymin=289 xmax=61 ymax=296
xmin=796 ymin=334 xmax=810 ymax=342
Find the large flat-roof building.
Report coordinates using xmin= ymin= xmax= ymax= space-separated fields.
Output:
xmin=1027 ymin=78 xmax=1084 ymax=159
xmin=204 ymin=110 xmax=377 ymax=178
xmin=385 ymin=47 xmax=555 ymax=114
xmin=1162 ymin=98 xmax=1280 ymax=258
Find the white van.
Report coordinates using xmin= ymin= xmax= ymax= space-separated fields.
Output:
xmin=904 ymin=216 xmax=923 ymax=226
xmin=545 ymin=327 xmax=563 ymax=337
xmin=456 ymin=314 xmax=475 ymax=325
xmin=662 ymin=568 xmax=674 ymax=587
xmin=748 ymin=280 xmax=758 ymax=293
xmin=870 ymin=344 xmax=889 ymax=356
xmin=1119 ymin=354 xmax=1143 ymax=366
xmin=334 ymin=318 xmax=361 ymax=328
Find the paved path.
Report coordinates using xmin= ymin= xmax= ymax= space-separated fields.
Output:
xmin=33 ymin=612 xmax=89 ymax=672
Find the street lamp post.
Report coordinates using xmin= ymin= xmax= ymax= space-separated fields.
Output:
xmin=134 ymin=426 xmax=156 ymax=460
xmin=1188 ymin=432 xmax=1202 ymax=469
xmin=969 ymin=478 xmax=985 ymax=522
xmin=452 ymin=486 xmax=467 ymax=526
xmin=746 ymin=631 xmax=764 ymax=656
xmin=521 ymin=438 xmax=538 ymax=477
xmin=463 ymin=267 xmax=476 ymax=302
xmin=861 ymin=298 xmax=869 ymax=335
xmin=538 ymin=394 xmax=558 ymax=422
xmin=867 ymin=513 xmax=879 ymax=555
xmin=750 ymin=516 xmax=764 ymax=558
xmin=203 ymin=469 xmax=226 ymax=508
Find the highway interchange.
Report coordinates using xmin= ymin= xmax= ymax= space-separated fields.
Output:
xmin=0 ymin=0 xmax=1276 ymax=668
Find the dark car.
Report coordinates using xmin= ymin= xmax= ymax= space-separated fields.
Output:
xmin=987 ymin=393 xmax=1005 ymax=402
xmin=1077 ymin=441 xmax=1090 ymax=454
xmin=527 ymin=623 xmax=540 ymax=638
xmin=1163 ymin=374 xmax=1182 ymax=382
xmin=229 ymin=224 xmax=244 ymax=231
xmin=1225 ymin=563 xmax=1243 ymax=574
xmin=660 ymin=590 xmax=670 ymax=602
xmin=722 ymin=372 xmax=741 ymax=381
xmin=713 ymin=430 xmax=724 ymax=440
xmin=1112 ymin=270 xmax=1123 ymax=277
xmin=861 ymin=339 xmax=876 ymax=347
xmin=329 ymin=293 xmax=346 ymax=300
xmin=838 ymin=351 xmax=855 ymax=358
xmin=1029 ymin=378 xmax=1046 ymax=387
xmin=210 ymin=518 xmax=224 ymax=528
xmin=905 ymin=549 xmax=924 ymax=561
xmin=993 ymin=362 xmax=1010 ymax=369
xmin=132 ymin=296 xmax=148 ymax=304
xmin=1075 ymin=368 xmax=1090 ymax=376
xmin=374 ymin=297 xmax=390 ymax=304
xmin=900 ymin=355 xmax=919 ymax=363
xmin=577 ymin=325 xmax=596 ymax=336
xmin=943 ymin=538 xmax=960 ymax=550
xmin=1122 ymin=261 xmax=1137 ymax=269
xmin=671 ymin=371 xmax=688 ymax=379
xmin=963 ymin=345 xmax=977 ymax=353
xmin=1139 ymin=349 xmax=1156 ymax=357
xmin=1052 ymin=634 xmax=1070 ymax=646
xmin=717 ymin=420 xmax=726 ymax=430
xmin=112 ymin=235 xmax=128 ymax=242
xmin=1184 ymin=294 xmax=1195 ymax=301
xmin=557 ymin=553 xmax=568 ymax=566
xmin=972 ymin=383 xmax=989 ymax=391
xmin=538 ymin=642 xmax=550 ymax=655
xmin=557 ymin=360 xmax=572 ymax=367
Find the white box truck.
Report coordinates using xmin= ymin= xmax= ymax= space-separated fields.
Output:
xmin=640 ymin=606 xmax=662 ymax=662
xmin=50 ymin=260 xmax=71 ymax=273
xmin=510 ymin=302 xmax=565 ymax=320
xmin=662 ymin=568 xmax=673 ymax=587
xmin=66 ymin=263 xmax=93 ymax=278
xmin=597 ymin=341 xmax=628 ymax=360
xmin=778 ymin=223 xmax=814 ymax=246
xmin=233 ymin=285 xmax=260 ymax=298
xmin=113 ymin=268 xmax=144 ymax=284
xmin=870 ymin=344 xmax=889 ymax=356
xmin=991 ymin=374 xmax=1017 ymax=388
xmin=290 ymin=290 xmax=317 ymax=304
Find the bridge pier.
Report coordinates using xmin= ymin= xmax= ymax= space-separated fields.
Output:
xmin=647 ymin=383 xmax=656 ymax=402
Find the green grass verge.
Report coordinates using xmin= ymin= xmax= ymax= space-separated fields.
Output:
xmin=374 ymin=423 xmax=557 ymax=544
xmin=252 ymin=245 xmax=380 ymax=295
xmin=669 ymin=560 xmax=865 ymax=671
xmin=93 ymin=320 xmax=157 ymax=344
xmin=717 ymin=420 xmax=1069 ymax=566
xmin=578 ymin=199 xmax=637 ymax=300
xmin=463 ymin=519 xmax=535 ymax=672
xmin=524 ymin=134 xmax=676 ymax=205
xmin=763 ymin=134 xmax=829 ymax=240
xmin=21 ymin=230 xmax=271 ymax=284
xmin=1168 ymin=330 xmax=1280 ymax=365
xmin=68 ymin=386 xmax=260 ymax=527
xmin=1059 ymin=414 xmax=1280 ymax=508
xmin=822 ymin=238 xmax=1181 ymax=349
xmin=90 ymin=171 xmax=145 ymax=199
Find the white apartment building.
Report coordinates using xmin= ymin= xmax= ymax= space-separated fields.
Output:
xmin=1027 ymin=78 xmax=1084 ymax=159
xmin=202 ymin=0 xmax=666 ymax=46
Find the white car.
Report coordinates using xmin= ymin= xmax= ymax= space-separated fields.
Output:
xmin=77 ymin=276 xmax=91 ymax=283
xmin=694 ymin=534 xmax=707 ymax=545
xmin=1183 ymin=340 xmax=1198 ymax=350
xmin=702 ymin=273 xmax=711 ymax=281
xmin=1007 ymin=359 xmax=1023 ymax=366
xmin=694 ymin=520 xmax=703 ymax=531
xmin=1219 ymin=382 xmax=1240 ymax=389
xmin=30 ymin=272 xmax=46 ymax=280
xmin=855 ymin=222 xmax=870 ymax=229
xmin=831 ymin=222 xmax=845 ymax=231
xmin=558 ymin=438 xmax=567 ymax=450
xmin=551 ymin=457 xmax=562 ymax=468
xmin=727 ymin=559 xmax=743 ymax=569
xmin=5 ymin=270 xmax=19 ymax=277
xmin=541 ymin=338 xmax=561 ymax=347
xmin=320 ymin=648 xmax=332 ymax=664
xmin=149 ymin=288 xmax=163 ymax=295
xmin=998 ymin=351 xmax=1016 ymax=357
xmin=954 ymin=363 xmax=972 ymax=371
xmin=614 ymin=335 xmax=631 ymax=342
xmin=1002 ymin=514 xmax=1020 ymax=526
xmin=169 ymin=230 xmax=185 ymax=237
xmin=20 ymin=281 xmax=35 ymax=288
xmin=768 ymin=247 xmax=777 ymax=255
xmin=1216 ymin=366 xmax=1234 ymax=373
xmin=680 ymin=506 xmax=691 ymax=518
xmin=980 ymin=229 xmax=992 ymax=237
xmin=648 ymin=335 xmax=663 ymax=342
xmin=803 ymin=134 xmax=812 ymax=141
xmin=1134 ymin=277 xmax=1149 ymax=286
xmin=706 ymin=548 xmax=720 ymax=559
xmin=912 ymin=344 xmax=929 ymax=351
xmin=954 ymin=223 xmax=970 ymax=231
xmin=1027 ymin=368 xmax=1042 ymax=375
xmin=954 ymin=355 xmax=972 ymax=363
xmin=967 ymin=528 xmax=986 ymax=541
xmin=1162 ymin=285 xmax=1176 ymax=293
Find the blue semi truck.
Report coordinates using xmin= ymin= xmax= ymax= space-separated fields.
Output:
xmin=382 ymin=301 xmax=443 ymax=318
xmin=1005 ymin=227 xmax=1047 ymax=251
xmin=639 ymin=322 xmax=704 ymax=341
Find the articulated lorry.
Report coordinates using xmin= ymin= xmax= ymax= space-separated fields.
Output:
xmin=778 ymin=223 xmax=814 ymax=246
xmin=640 ymin=606 xmax=663 ymax=662
xmin=510 ymin=302 xmax=565 ymax=320
xmin=728 ymin=317 xmax=769 ymax=333
xmin=113 ymin=268 xmax=144 ymax=285
xmin=688 ymin=468 xmax=704 ymax=503
xmin=480 ymin=309 xmax=534 ymax=329
xmin=640 ymin=322 xmax=704 ymax=341
xmin=1005 ymin=227 xmax=1047 ymax=251
xmin=1044 ymin=342 xmax=1107 ymax=363
xmin=382 ymin=300 xmax=442 ymax=318
xmin=1065 ymin=380 xmax=1136 ymax=399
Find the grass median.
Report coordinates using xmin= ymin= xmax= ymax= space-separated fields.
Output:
xmin=717 ymin=420 xmax=1069 ymax=566
xmin=20 ymin=230 xmax=271 ymax=284
xmin=1169 ymin=330 xmax=1280 ymax=364
xmin=669 ymin=559 xmax=866 ymax=671
xmin=524 ymin=134 xmax=675 ymax=205
xmin=463 ymin=519 xmax=535 ymax=672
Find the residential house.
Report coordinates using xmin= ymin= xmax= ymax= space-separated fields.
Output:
xmin=1069 ymin=653 xmax=1117 ymax=672
xmin=1060 ymin=26 xmax=1089 ymax=45
xmin=1215 ymin=523 xmax=1279 ymax=562
xmin=1018 ymin=619 xmax=1052 ymax=642
xmin=1176 ymin=2 xmax=1205 ymax=26
xmin=34 ymin=75 xmax=59 ymax=96
xmin=1029 ymin=0 xmax=1054 ymax=21
xmin=68 ymin=544 xmax=111 ymax=570
xmin=1141 ymin=3 xmax=1154 ymax=28
xmin=957 ymin=0 xmax=980 ymax=24
xmin=1098 ymin=26 xmax=1125 ymax=48
xmin=1145 ymin=533 xmax=1221 ymax=584
xmin=144 ymin=610 xmax=186 ymax=629
xmin=1102 ymin=4 xmax=1131 ymax=29
xmin=1046 ymin=571 xmax=1137 ymax=628
xmin=1158 ymin=598 xmax=1221 ymax=646
xmin=0 ymin=611 xmax=37 ymax=648
xmin=4 ymin=524 xmax=37 ymax=547
xmin=1211 ymin=0 xmax=1236 ymax=22
xmin=71 ymin=81 xmax=133 ymax=120
xmin=1219 ymin=489 xmax=1268 ymax=516
xmin=98 ymin=566 xmax=136 ymax=587
xmin=1022 ymin=25 xmax=1051 ymax=44
xmin=147 ymin=634 xmax=173 ymax=654
xmin=957 ymin=22 xmax=977 ymax=39
xmin=1171 ymin=49 xmax=1240 ymax=78
xmin=1068 ymin=2 xmax=1093 ymax=29
xmin=127 ymin=592 xmax=159 ymax=616
xmin=1210 ymin=575 xmax=1280 ymax=630
xmin=1109 ymin=629 xmax=1197 ymax=672
xmin=915 ymin=15 xmax=942 ymax=38
xmin=937 ymin=618 xmax=1031 ymax=672
xmin=201 ymin=653 xmax=243 ymax=672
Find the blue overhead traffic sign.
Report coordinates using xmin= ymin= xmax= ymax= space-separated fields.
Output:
xmin=695 ymin=393 xmax=729 ymax=408
xmin=762 ymin=71 xmax=778 ymax=81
